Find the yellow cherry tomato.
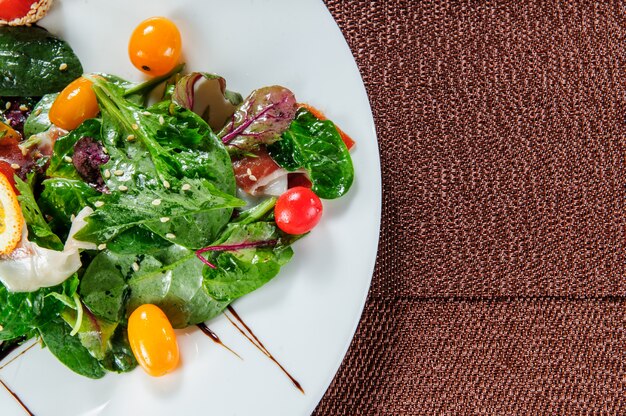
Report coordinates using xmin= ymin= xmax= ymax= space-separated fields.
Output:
xmin=0 ymin=121 xmax=20 ymax=141
xmin=128 ymin=304 xmax=180 ymax=377
xmin=129 ymin=17 xmax=182 ymax=76
xmin=49 ymin=77 xmax=99 ymax=131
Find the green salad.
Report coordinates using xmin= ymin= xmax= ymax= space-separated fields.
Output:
xmin=0 ymin=18 xmax=354 ymax=378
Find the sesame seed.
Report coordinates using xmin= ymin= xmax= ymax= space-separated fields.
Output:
xmin=19 ymin=105 xmax=28 ymax=112
xmin=33 ymin=108 xmax=42 ymax=116
xmin=131 ymin=123 xmax=139 ymax=130
xmin=102 ymin=147 xmax=109 ymax=154
xmin=142 ymin=111 xmax=151 ymax=116
xmin=151 ymin=199 xmax=161 ymax=206
xmin=249 ymin=174 xmax=257 ymax=182
xmin=181 ymin=183 xmax=191 ymax=191
xmin=160 ymin=217 xmax=170 ymax=223
xmin=158 ymin=115 xmax=165 ymax=125
xmin=104 ymin=169 xmax=111 ymax=178
xmin=246 ymin=168 xmax=252 ymax=176
xmin=126 ymin=134 xmax=135 ymax=141
xmin=10 ymin=163 xmax=20 ymax=170
xmin=70 ymin=214 xmax=76 ymax=222
xmin=165 ymin=233 xmax=176 ymax=239
xmin=5 ymin=102 xmax=10 ymax=110
xmin=118 ymin=185 xmax=128 ymax=192
xmin=97 ymin=243 xmax=107 ymax=250
xmin=113 ymin=170 xmax=124 ymax=176
xmin=132 ymin=262 xmax=140 ymax=272
xmin=59 ymin=63 xmax=68 ymax=71
xmin=64 ymin=156 xmax=73 ymax=163
xmin=94 ymin=201 xmax=105 ymax=208
xmin=163 ymin=180 xmax=170 ymax=189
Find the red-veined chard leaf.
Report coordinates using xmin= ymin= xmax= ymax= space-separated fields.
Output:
xmin=217 ymin=85 xmax=298 ymax=151
xmin=172 ymin=72 xmax=243 ymax=131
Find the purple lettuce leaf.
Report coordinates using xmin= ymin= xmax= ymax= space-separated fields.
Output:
xmin=217 ymin=86 xmax=298 ymax=151
xmin=171 ymin=72 xmax=243 ymax=131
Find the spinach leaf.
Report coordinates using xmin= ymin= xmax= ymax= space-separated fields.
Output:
xmin=81 ymin=246 xmax=228 ymax=328
xmin=217 ymin=86 xmax=297 ymax=150
xmin=105 ymin=226 xmax=171 ymax=255
xmin=126 ymin=245 xmax=229 ymax=327
xmin=23 ymin=93 xmax=57 ymax=138
xmin=0 ymin=26 xmax=83 ymax=96
xmin=92 ymin=77 xmax=235 ymax=195
xmin=61 ymin=307 xmax=118 ymax=361
xmin=101 ymin=326 xmax=137 ymax=373
xmin=268 ymin=108 xmax=354 ymax=199
xmin=201 ymin=222 xmax=294 ymax=303
xmin=14 ymin=175 xmax=64 ymax=251
xmin=47 ymin=119 xmax=102 ymax=180
xmin=0 ymin=275 xmax=78 ymax=341
xmin=80 ymin=251 xmax=131 ymax=323
xmin=38 ymin=319 xmax=106 ymax=379
xmin=38 ymin=178 xmax=99 ymax=238
xmin=75 ymin=178 xmax=244 ymax=249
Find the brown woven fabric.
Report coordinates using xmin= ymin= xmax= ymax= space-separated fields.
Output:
xmin=315 ymin=1 xmax=626 ymax=414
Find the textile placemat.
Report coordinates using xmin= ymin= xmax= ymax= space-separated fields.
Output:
xmin=315 ymin=1 xmax=626 ymax=414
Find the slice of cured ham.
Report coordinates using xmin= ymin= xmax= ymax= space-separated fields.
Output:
xmin=233 ymin=147 xmax=305 ymax=197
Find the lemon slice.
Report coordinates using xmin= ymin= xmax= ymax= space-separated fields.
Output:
xmin=0 ymin=174 xmax=23 ymax=255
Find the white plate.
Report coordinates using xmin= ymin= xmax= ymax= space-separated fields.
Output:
xmin=0 ymin=0 xmax=381 ymax=415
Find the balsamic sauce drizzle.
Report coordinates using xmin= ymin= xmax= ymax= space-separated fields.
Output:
xmin=0 ymin=378 xmax=34 ymax=416
xmin=0 ymin=342 xmax=38 ymax=371
xmin=225 ymin=306 xmax=304 ymax=394
xmin=196 ymin=323 xmax=242 ymax=360
xmin=0 ymin=340 xmax=38 ymax=416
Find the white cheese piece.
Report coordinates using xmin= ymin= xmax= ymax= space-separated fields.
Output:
xmin=0 ymin=207 xmax=96 ymax=292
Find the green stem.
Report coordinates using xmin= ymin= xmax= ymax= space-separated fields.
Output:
xmin=234 ymin=197 xmax=277 ymax=225
xmin=69 ymin=292 xmax=84 ymax=336
xmin=123 ymin=63 xmax=185 ymax=97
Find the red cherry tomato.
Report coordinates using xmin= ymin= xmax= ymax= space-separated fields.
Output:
xmin=128 ymin=17 xmax=182 ymax=76
xmin=128 ymin=304 xmax=180 ymax=377
xmin=49 ymin=77 xmax=99 ymax=131
xmin=274 ymin=186 xmax=323 ymax=235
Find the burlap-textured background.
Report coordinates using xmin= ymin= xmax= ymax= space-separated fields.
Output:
xmin=315 ymin=1 xmax=625 ymax=414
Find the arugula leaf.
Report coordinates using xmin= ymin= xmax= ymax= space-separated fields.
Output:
xmin=38 ymin=178 xmax=99 ymax=239
xmin=75 ymin=178 xmax=244 ymax=249
xmin=38 ymin=318 xmax=106 ymax=379
xmin=23 ymin=93 xmax=57 ymax=138
xmin=0 ymin=275 xmax=78 ymax=341
xmin=268 ymin=108 xmax=354 ymax=199
xmin=201 ymin=222 xmax=294 ymax=303
xmin=46 ymin=119 xmax=102 ymax=180
xmin=217 ymin=86 xmax=297 ymax=150
xmin=0 ymin=26 xmax=83 ymax=96
xmin=14 ymin=175 xmax=64 ymax=251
